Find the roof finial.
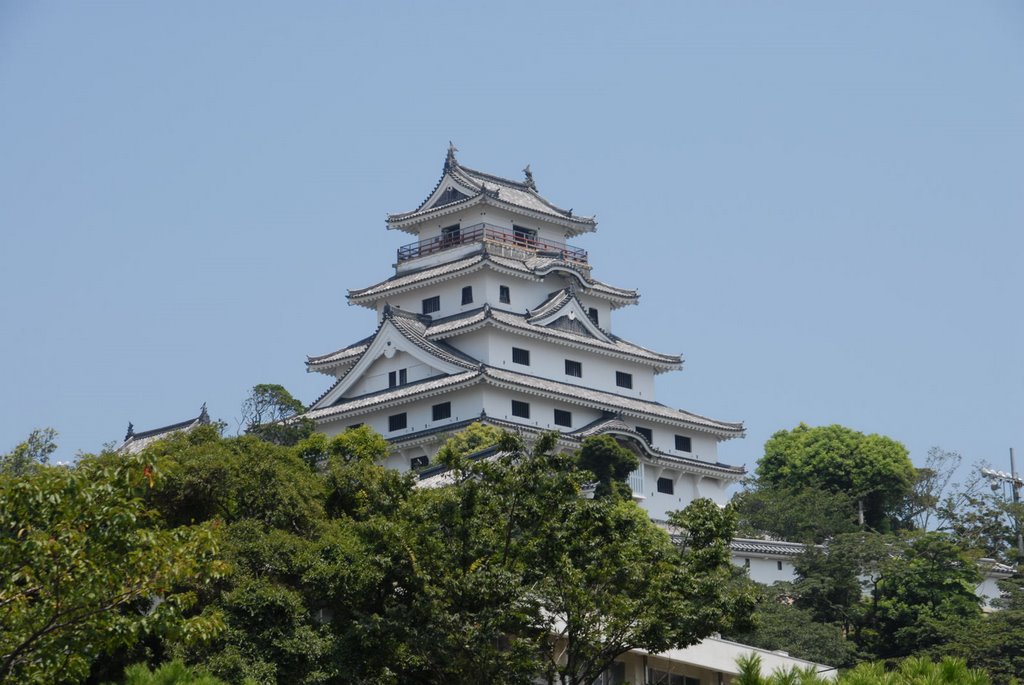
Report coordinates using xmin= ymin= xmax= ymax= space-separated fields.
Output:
xmin=522 ymin=164 xmax=536 ymax=190
xmin=199 ymin=403 xmax=209 ymax=423
xmin=125 ymin=422 xmax=134 ymax=441
xmin=445 ymin=142 xmax=458 ymax=172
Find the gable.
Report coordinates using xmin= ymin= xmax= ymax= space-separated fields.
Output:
xmin=527 ymin=291 xmax=612 ymax=343
xmin=311 ymin=317 xmax=476 ymax=408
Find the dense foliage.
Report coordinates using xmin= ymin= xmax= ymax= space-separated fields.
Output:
xmin=756 ymin=424 xmax=915 ymax=531
xmin=0 ymin=452 xmax=225 ymax=684
xmin=1 ymin=423 xmax=749 ymax=684
xmin=731 ymin=424 xmax=1023 ymax=683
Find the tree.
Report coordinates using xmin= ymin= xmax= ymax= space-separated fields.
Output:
xmin=0 ymin=454 xmax=225 ymax=685
xmin=859 ymin=533 xmax=981 ymax=658
xmin=735 ymin=654 xmax=992 ymax=685
xmin=0 ymin=428 xmax=58 ymax=477
xmin=732 ymin=482 xmax=860 ymax=543
xmin=576 ymin=435 xmax=639 ymax=500
xmin=108 ymin=660 xmax=228 ymax=685
xmin=239 ymin=384 xmax=313 ymax=446
xmin=930 ymin=575 xmax=1024 ymax=684
xmin=757 ymin=424 xmax=915 ymax=531
xmin=435 ymin=420 xmax=503 ymax=463
xmin=392 ymin=432 xmax=752 ymax=685
xmin=727 ymin=582 xmax=859 ymax=668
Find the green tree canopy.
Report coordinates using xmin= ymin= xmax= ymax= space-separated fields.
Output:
xmin=239 ymin=384 xmax=313 ymax=446
xmin=0 ymin=428 xmax=58 ymax=477
xmin=0 ymin=450 xmax=226 ymax=685
xmin=757 ymin=424 xmax=915 ymax=531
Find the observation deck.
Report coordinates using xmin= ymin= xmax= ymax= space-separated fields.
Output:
xmin=396 ymin=222 xmax=588 ymax=269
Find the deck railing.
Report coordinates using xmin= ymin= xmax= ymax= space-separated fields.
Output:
xmin=396 ymin=222 xmax=588 ymax=264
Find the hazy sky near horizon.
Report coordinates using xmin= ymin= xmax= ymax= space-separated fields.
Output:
xmin=2 ymin=2 xmax=1022 ymax=480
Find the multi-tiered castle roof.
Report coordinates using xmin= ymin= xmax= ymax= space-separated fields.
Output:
xmin=303 ymin=145 xmax=745 ymax=517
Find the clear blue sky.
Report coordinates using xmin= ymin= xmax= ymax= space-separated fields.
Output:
xmin=2 ymin=2 xmax=1022 ymax=480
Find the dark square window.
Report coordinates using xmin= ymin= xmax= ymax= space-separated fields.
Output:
xmin=499 ymin=285 xmax=511 ymax=304
xmin=461 ymin=286 xmax=473 ymax=305
xmin=432 ymin=401 xmax=451 ymax=421
xmin=657 ymin=477 xmax=674 ymax=495
xmin=347 ymin=423 xmax=363 ymax=430
xmin=553 ymin=409 xmax=572 ymax=427
xmin=564 ymin=359 xmax=582 ymax=378
xmin=511 ymin=400 xmax=530 ymax=419
xmin=512 ymin=347 xmax=530 ymax=366
xmin=410 ymin=455 xmax=429 ymax=470
xmin=777 ymin=560 xmax=783 ymax=571
xmin=675 ymin=435 xmax=692 ymax=452
xmin=388 ymin=413 xmax=407 ymax=432
xmin=422 ymin=296 xmax=440 ymax=315
xmin=388 ymin=369 xmax=407 ymax=388
xmin=635 ymin=426 xmax=652 ymax=443
xmin=513 ymin=225 xmax=537 ymax=246
xmin=441 ymin=224 xmax=460 ymax=245
xmin=588 ymin=307 xmax=599 ymax=326
xmin=616 ymin=371 xmax=633 ymax=389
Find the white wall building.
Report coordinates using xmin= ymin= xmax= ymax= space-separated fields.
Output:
xmin=301 ymin=146 xmax=837 ymax=682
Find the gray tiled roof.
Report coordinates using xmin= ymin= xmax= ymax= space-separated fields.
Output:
xmin=426 ymin=306 xmax=681 ymax=368
xmin=527 ymin=288 xmax=574 ymax=321
xmin=117 ymin=404 xmax=210 ymax=454
xmin=301 ymin=364 xmax=743 ymax=439
xmin=387 ymin=149 xmax=596 ymax=233
xmin=347 ymin=253 xmax=638 ymax=305
xmin=306 ymin=336 xmax=373 ymax=371
xmin=307 ymin=306 xmax=481 ymax=405
xmin=483 ymin=366 xmax=744 ymax=437
xmin=729 ymin=538 xmax=815 ymax=556
xmin=303 ymin=371 xmax=483 ymax=422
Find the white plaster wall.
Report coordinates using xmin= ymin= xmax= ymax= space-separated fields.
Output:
xmin=480 ymin=386 xmax=603 ymax=431
xmin=637 ymin=468 xmax=728 ymax=519
xmin=345 ymin=350 xmax=443 ymax=397
xmin=629 ymin=421 xmax=719 ymax=463
xmin=410 ymin=206 xmax=575 ymax=245
xmin=738 ymin=556 xmax=796 ymax=586
xmin=481 ymin=329 xmax=657 ymax=398
xmin=318 ymin=386 xmax=486 ymax=445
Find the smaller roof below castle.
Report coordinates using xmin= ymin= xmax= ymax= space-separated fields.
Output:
xmin=347 ymin=252 xmax=638 ymax=308
xmin=117 ymin=404 xmax=210 ymax=454
xmin=386 ymin=144 xmax=597 ymax=235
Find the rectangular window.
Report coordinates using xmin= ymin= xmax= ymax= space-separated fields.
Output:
xmin=432 ymin=401 xmax=451 ymax=421
xmin=499 ymin=285 xmax=511 ymax=304
xmin=410 ymin=455 xmax=429 ymax=470
xmin=564 ymin=359 xmax=582 ymax=378
xmin=441 ymin=224 xmax=460 ymax=245
xmin=615 ymin=371 xmax=633 ymax=389
xmin=346 ymin=423 xmax=363 ymax=430
xmin=511 ymin=400 xmax=530 ymax=419
xmin=675 ymin=435 xmax=692 ymax=452
xmin=388 ymin=369 xmax=407 ymax=388
xmin=657 ymin=477 xmax=674 ymax=495
xmin=422 ymin=296 xmax=440 ymax=315
xmin=777 ymin=560 xmax=784 ymax=571
xmin=648 ymin=670 xmax=699 ymax=685
xmin=513 ymin=225 xmax=537 ymax=246
xmin=461 ymin=285 xmax=473 ymax=305
xmin=512 ymin=347 xmax=530 ymax=366
xmin=588 ymin=307 xmax=599 ymax=326
xmin=388 ymin=413 xmax=407 ymax=432
xmin=553 ymin=409 xmax=572 ymax=427
xmin=635 ymin=426 xmax=652 ymax=443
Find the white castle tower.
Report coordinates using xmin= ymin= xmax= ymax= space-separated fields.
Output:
xmin=302 ymin=145 xmax=747 ymax=521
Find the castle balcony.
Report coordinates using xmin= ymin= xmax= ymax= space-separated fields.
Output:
xmin=396 ymin=222 xmax=588 ymax=269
